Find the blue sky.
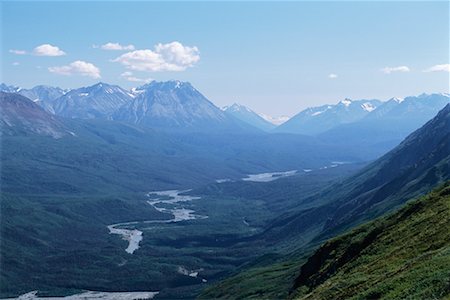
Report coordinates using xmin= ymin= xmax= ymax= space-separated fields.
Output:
xmin=1 ymin=1 xmax=449 ymax=116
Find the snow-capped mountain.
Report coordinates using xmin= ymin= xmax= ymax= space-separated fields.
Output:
xmin=222 ymin=103 xmax=275 ymax=131
xmin=53 ymin=82 xmax=133 ymax=119
xmin=0 ymin=84 xmax=68 ymax=114
xmin=317 ymin=93 xmax=450 ymax=154
xmin=275 ymin=99 xmax=382 ymax=135
xmin=114 ymin=81 xmax=250 ymax=132
xmin=17 ymin=85 xmax=67 ymax=114
xmin=0 ymin=83 xmax=22 ymax=94
xmin=258 ymin=113 xmax=290 ymax=126
xmin=364 ymin=93 xmax=450 ymax=124
xmin=0 ymin=92 xmax=69 ymax=138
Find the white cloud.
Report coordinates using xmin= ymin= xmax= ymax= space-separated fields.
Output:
xmin=113 ymin=41 xmax=200 ymax=72
xmin=381 ymin=66 xmax=410 ymax=74
xmin=120 ymin=71 xmax=152 ymax=83
xmin=33 ymin=44 xmax=66 ymax=56
xmin=12 ymin=62 xmax=20 ymax=66
xmin=96 ymin=42 xmax=135 ymax=51
xmin=9 ymin=49 xmax=27 ymax=55
xmin=48 ymin=60 xmax=101 ymax=78
xmin=328 ymin=73 xmax=338 ymax=79
xmin=423 ymin=64 xmax=450 ymax=73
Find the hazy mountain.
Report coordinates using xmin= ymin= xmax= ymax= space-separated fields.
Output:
xmin=275 ymin=99 xmax=382 ymax=135
xmin=291 ymin=183 xmax=450 ymax=300
xmin=114 ymin=80 xmax=252 ymax=132
xmin=0 ymin=84 xmax=68 ymax=114
xmin=363 ymin=93 xmax=449 ymax=125
xmin=0 ymin=83 xmax=21 ymax=94
xmin=202 ymin=104 xmax=450 ymax=300
xmin=268 ymin=103 xmax=450 ymax=243
xmin=319 ymin=93 xmax=450 ymax=154
xmin=0 ymin=92 xmax=69 ymax=138
xmin=258 ymin=113 xmax=290 ymax=126
xmin=53 ymin=82 xmax=132 ymax=119
xmin=223 ymin=103 xmax=275 ymax=131
xmin=17 ymin=85 xmax=67 ymax=114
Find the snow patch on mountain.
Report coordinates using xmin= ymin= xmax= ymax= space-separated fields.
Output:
xmin=361 ymin=102 xmax=376 ymax=112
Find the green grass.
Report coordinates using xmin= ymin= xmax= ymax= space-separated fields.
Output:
xmin=291 ymin=182 xmax=450 ymax=300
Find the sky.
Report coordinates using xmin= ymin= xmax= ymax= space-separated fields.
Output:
xmin=1 ymin=1 xmax=449 ymax=117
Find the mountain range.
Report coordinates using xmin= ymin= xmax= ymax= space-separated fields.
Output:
xmin=1 ymin=80 xmax=449 ymax=298
xmin=53 ymin=82 xmax=133 ymax=119
xmin=275 ymin=98 xmax=382 ymax=135
xmin=222 ymin=103 xmax=276 ymax=131
xmin=113 ymin=81 xmax=250 ymax=132
xmin=200 ymin=104 xmax=450 ymax=299
xmin=1 ymin=82 xmax=448 ymax=137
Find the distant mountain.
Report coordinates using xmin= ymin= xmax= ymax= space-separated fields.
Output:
xmin=258 ymin=113 xmax=290 ymax=126
xmin=222 ymin=103 xmax=275 ymax=131
xmin=201 ymin=105 xmax=450 ymax=300
xmin=114 ymin=81 xmax=253 ymax=132
xmin=17 ymin=85 xmax=67 ymax=114
xmin=53 ymin=82 xmax=132 ymax=119
xmin=364 ymin=93 xmax=449 ymax=125
xmin=0 ymin=92 xmax=69 ymax=138
xmin=319 ymin=93 xmax=450 ymax=154
xmin=267 ymin=103 xmax=450 ymax=243
xmin=291 ymin=183 xmax=450 ymax=300
xmin=0 ymin=83 xmax=21 ymax=94
xmin=0 ymin=84 xmax=67 ymax=114
xmin=275 ymin=99 xmax=382 ymax=135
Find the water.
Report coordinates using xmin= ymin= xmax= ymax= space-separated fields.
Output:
xmin=108 ymin=190 xmax=206 ymax=254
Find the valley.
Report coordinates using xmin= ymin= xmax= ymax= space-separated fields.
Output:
xmin=0 ymin=86 xmax=448 ymax=299
xmin=2 ymin=2 xmax=449 ymax=298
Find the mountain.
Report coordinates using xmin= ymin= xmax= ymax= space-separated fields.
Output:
xmin=222 ymin=103 xmax=276 ymax=131
xmin=275 ymin=98 xmax=382 ymax=135
xmin=258 ymin=113 xmax=290 ymax=126
xmin=17 ymin=85 xmax=67 ymax=114
xmin=319 ymin=93 xmax=450 ymax=150
xmin=201 ymin=104 xmax=450 ymax=299
xmin=0 ymin=84 xmax=68 ymax=114
xmin=114 ymin=80 xmax=253 ymax=132
xmin=52 ymin=82 xmax=132 ymax=119
xmin=365 ymin=93 xmax=449 ymax=123
xmin=0 ymin=92 xmax=69 ymax=138
xmin=0 ymin=83 xmax=21 ymax=94
xmin=269 ymin=103 xmax=450 ymax=242
xmin=291 ymin=183 xmax=450 ymax=300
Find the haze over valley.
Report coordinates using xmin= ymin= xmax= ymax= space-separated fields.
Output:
xmin=1 ymin=1 xmax=449 ymax=299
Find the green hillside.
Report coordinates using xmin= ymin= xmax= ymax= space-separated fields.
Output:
xmin=291 ymin=182 xmax=450 ymax=300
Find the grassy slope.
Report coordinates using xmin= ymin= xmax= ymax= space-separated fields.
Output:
xmin=200 ymin=183 xmax=450 ymax=300
xmin=291 ymin=182 xmax=450 ymax=300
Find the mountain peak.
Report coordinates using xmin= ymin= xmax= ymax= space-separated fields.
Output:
xmin=391 ymin=97 xmax=404 ymax=103
xmin=223 ymin=103 xmax=253 ymax=113
xmin=136 ymin=80 xmax=192 ymax=92
xmin=339 ymin=98 xmax=353 ymax=106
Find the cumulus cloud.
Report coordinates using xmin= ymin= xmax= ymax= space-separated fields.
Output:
xmin=33 ymin=44 xmax=66 ymax=56
xmin=95 ymin=42 xmax=135 ymax=51
xmin=120 ymin=71 xmax=152 ymax=83
xmin=9 ymin=49 xmax=27 ymax=55
xmin=113 ymin=41 xmax=200 ymax=72
xmin=48 ymin=60 xmax=101 ymax=78
xmin=328 ymin=73 xmax=338 ymax=79
xmin=381 ymin=66 xmax=410 ymax=74
xmin=423 ymin=64 xmax=450 ymax=73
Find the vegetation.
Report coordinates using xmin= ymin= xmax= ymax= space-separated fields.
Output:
xmin=291 ymin=182 xmax=450 ymax=300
